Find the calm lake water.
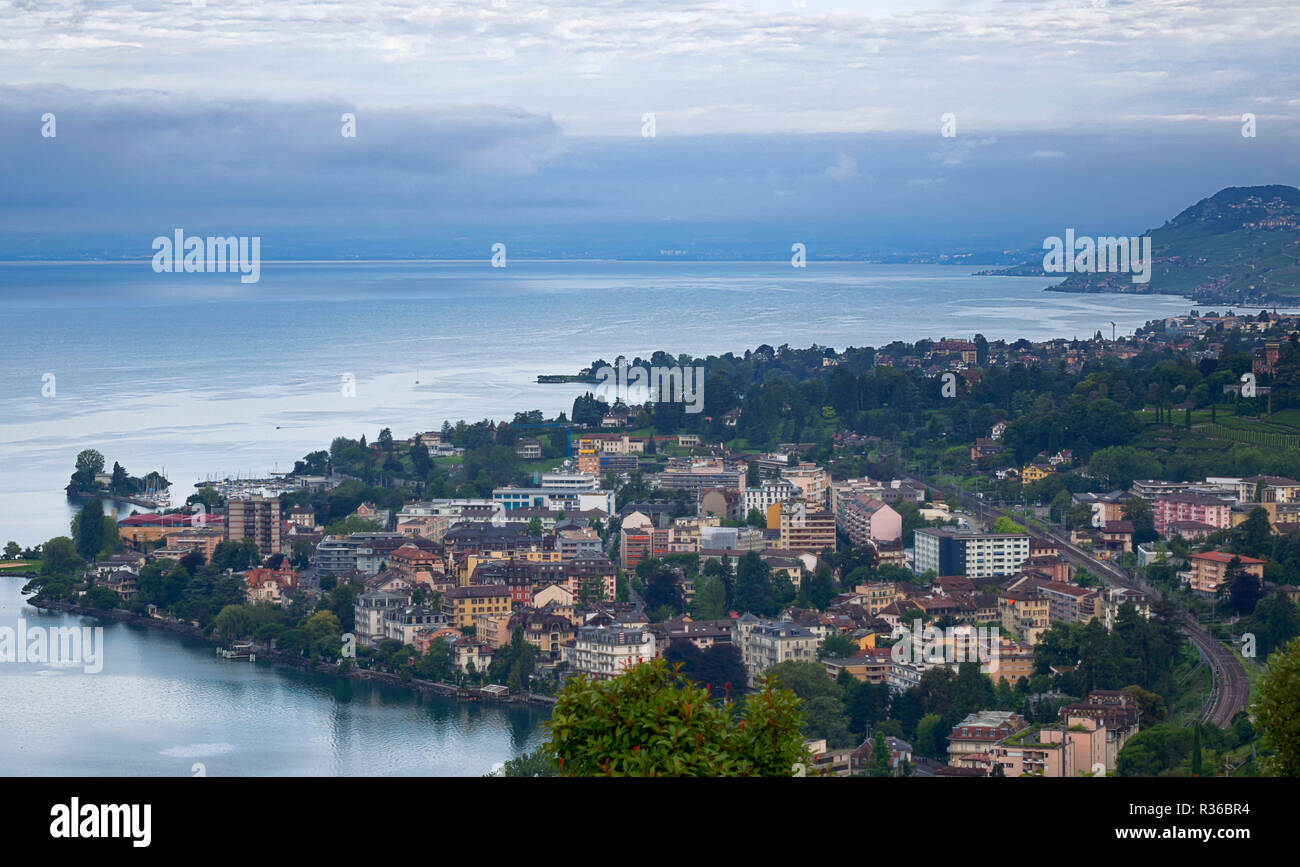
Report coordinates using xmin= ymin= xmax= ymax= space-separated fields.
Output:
xmin=0 ymin=579 xmax=549 ymax=776
xmin=0 ymin=260 xmax=1204 ymax=548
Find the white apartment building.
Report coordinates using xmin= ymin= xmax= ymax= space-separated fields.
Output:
xmin=914 ymin=528 xmax=1030 ymax=578
xmin=353 ymin=592 xmax=410 ymax=647
xmin=743 ymin=479 xmax=797 ymax=517
xmin=732 ymin=614 xmax=826 ymax=686
xmin=565 ymin=626 xmax=658 ymax=680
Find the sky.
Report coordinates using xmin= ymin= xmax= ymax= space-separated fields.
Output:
xmin=1 ymin=0 xmax=1298 ymax=258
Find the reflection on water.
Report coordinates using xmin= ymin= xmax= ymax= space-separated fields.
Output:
xmin=0 ymin=580 xmax=549 ymax=776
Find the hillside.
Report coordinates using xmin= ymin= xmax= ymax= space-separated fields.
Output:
xmin=994 ymin=185 xmax=1300 ymax=304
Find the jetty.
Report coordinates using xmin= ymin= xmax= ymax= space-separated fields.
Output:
xmin=217 ymin=642 xmax=257 ymax=662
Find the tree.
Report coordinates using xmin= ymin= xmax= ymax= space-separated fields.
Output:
xmin=109 ymin=462 xmax=130 ymax=493
xmin=864 ymin=730 xmax=892 ymax=777
xmin=499 ymin=747 xmax=557 ymax=777
xmin=545 ymin=659 xmax=806 ymax=776
xmin=1256 ymin=636 xmax=1300 ymax=777
xmin=817 ymin=633 xmax=858 ymax=660
xmin=72 ymin=498 xmax=106 ymax=562
xmin=690 ymin=575 xmax=728 ymax=620
xmin=991 ymin=516 xmax=1027 ymax=535
xmin=211 ymin=539 xmax=262 ymax=572
xmin=82 ymin=585 xmax=121 ymax=610
xmin=2 ymin=541 xmax=20 ymax=560
xmin=1190 ymin=723 xmax=1203 ymax=777
xmin=69 ymin=449 xmax=105 ymax=491
xmin=914 ymin=713 xmax=948 ymax=759
xmin=1219 ymin=557 xmax=1262 ymax=617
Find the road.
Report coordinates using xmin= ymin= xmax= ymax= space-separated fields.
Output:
xmin=908 ymin=477 xmax=1247 ymax=727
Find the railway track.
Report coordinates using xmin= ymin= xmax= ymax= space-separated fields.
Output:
xmin=906 ymin=477 xmax=1248 ymax=727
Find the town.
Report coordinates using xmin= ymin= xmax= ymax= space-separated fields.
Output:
xmin=12 ymin=307 xmax=1300 ymax=778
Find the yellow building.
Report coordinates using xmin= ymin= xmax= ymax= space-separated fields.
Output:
xmin=442 ymin=585 xmax=513 ymax=628
xmin=1021 ymin=464 xmax=1053 ymax=486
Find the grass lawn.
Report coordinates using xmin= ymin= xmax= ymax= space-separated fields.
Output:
xmin=0 ymin=560 xmax=38 ymax=570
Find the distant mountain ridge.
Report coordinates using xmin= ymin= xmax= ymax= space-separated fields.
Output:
xmin=987 ymin=185 xmax=1300 ymax=304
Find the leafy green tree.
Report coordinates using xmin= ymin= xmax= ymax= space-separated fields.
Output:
xmin=914 ymin=713 xmax=949 ymax=759
xmin=1256 ymin=636 xmax=1300 ymax=777
xmin=3 ymin=541 xmax=20 ymax=560
xmin=211 ymin=539 xmax=262 ymax=572
xmin=690 ymin=574 xmax=728 ymax=619
xmin=72 ymin=498 xmax=106 ymax=562
xmin=991 ymin=516 xmax=1027 ymax=534
xmin=865 ymin=730 xmax=893 ymax=777
xmin=499 ymin=747 xmax=558 ymax=777
xmin=733 ymin=550 xmax=778 ymax=616
xmin=82 ymin=585 xmax=122 ymax=609
xmin=545 ymin=659 xmax=806 ymax=776
xmin=1117 ymin=724 xmax=1193 ymax=776
xmin=39 ymin=536 xmax=82 ymax=578
xmin=817 ymin=632 xmax=858 ymax=660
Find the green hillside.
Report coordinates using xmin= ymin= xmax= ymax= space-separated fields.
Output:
xmin=1010 ymin=185 xmax=1300 ymax=304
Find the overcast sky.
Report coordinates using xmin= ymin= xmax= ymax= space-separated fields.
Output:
xmin=2 ymin=0 xmax=1298 ymax=256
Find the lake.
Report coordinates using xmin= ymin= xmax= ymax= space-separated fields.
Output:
xmin=0 ymin=579 xmax=549 ymax=776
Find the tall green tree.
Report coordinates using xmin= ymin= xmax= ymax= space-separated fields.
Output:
xmin=72 ymin=498 xmax=106 ymax=562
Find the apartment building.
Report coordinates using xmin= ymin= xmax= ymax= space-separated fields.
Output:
xmin=225 ymin=495 xmax=282 ymax=557
xmin=383 ymin=606 xmax=446 ymax=645
xmin=656 ymin=458 xmax=746 ymax=498
xmin=732 ymin=614 xmax=825 ymax=686
xmin=743 ymin=479 xmax=797 ymax=516
xmin=781 ymin=462 xmax=830 ymax=507
xmin=947 ymin=711 xmax=1028 ymax=761
xmin=776 ymin=503 xmax=837 ymax=552
xmin=1182 ymin=551 xmax=1266 ymax=597
xmin=1101 ymin=587 xmax=1152 ymax=630
xmin=354 ymin=591 xmax=410 ymax=647
xmin=1238 ymin=475 xmax=1300 ymax=504
xmin=565 ymin=626 xmax=657 ymax=680
xmin=1151 ymin=493 xmax=1232 ymax=537
xmin=914 ymin=528 xmax=1031 ymax=578
xmin=442 ymin=584 xmax=513 ymax=628
xmin=837 ymin=496 xmax=902 ymax=546
xmin=1038 ymin=582 xmax=1101 ymax=625
xmin=492 ymin=486 xmax=615 ymax=516
xmin=620 ymin=525 xmax=672 ymax=571
xmin=556 ymin=528 xmax=602 ymax=559
xmin=999 ymin=595 xmax=1050 ymax=644
xmin=852 ymin=582 xmax=906 ymax=616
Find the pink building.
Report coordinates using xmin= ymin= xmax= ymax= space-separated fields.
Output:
xmin=1152 ymin=494 xmax=1231 ymax=537
xmin=837 ymin=497 xmax=902 ymax=547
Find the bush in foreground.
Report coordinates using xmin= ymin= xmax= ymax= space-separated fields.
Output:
xmin=545 ymin=658 xmax=807 ymax=777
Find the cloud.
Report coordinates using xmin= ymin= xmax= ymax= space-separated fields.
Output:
xmin=0 ymin=1 xmax=1296 ymax=136
xmin=1032 ymin=150 xmax=1066 ymax=158
xmin=825 ymin=152 xmax=859 ymax=181
xmin=0 ymin=85 xmax=1296 ymax=259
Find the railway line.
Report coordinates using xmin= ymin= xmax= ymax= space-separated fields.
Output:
xmin=906 ymin=476 xmax=1248 ymax=727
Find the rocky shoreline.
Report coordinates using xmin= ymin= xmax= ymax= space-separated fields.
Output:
xmin=22 ymin=594 xmax=557 ymax=709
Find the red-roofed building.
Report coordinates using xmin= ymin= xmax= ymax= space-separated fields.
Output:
xmin=1184 ymin=551 xmax=1266 ymax=596
xmin=245 ymin=567 xmax=298 ymax=605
